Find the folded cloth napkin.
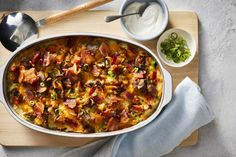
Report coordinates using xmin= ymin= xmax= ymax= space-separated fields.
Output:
xmin=0 ymin=146 xmax=5 ymax=157
xmin=59 ymin=77 xmax=215 ymax=157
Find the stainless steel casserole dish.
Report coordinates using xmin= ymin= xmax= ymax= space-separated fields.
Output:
xmin=0 ymin=33 xmax=172 ymax=137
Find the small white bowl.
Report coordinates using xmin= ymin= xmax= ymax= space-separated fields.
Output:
xmin=119 ymin=0 xmax=169 ymax=41
xmin=157 ymin=28 xmax=197 ymax=67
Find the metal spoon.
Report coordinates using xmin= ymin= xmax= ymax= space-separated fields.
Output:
xmin=0 ymin=0 xmax=112 ymax=52
xmin=104 ymin=2 xmax=149 ymax=23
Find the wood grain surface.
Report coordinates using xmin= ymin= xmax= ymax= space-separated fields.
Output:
xmin=0 ymin=10 xmax=198 ymax=146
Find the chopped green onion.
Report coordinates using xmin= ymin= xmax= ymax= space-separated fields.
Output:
xmin=83 ymin=64 xmax=89 ymax=71
xmin=29 ymin=100 xmax=35 ymax=106
xmin=51 ymin=90 xmax=57 ymax=100
xmin=66 ymin=89 xmax=71 ymax=95
xmin=160 ymin=32 xmax=191 ymax=63
xmin=40 ymin=82 xmax=45 ymax=87
xmin=170 ymin=32 xmax=178 ymax=40
xmin=151 ymin=61 xmax=157 ymax=67
xmin=108 ymin=70 xmax=115 ymax=78
xmin=54 ymin=108 xmax=59 ymax=115
xmin=92 ymin=92 xmax=98 ymax=97
xmin=133 ymin=67 xmax=139 ymax=73
xmin=130 ymin=111 xmax=137 ymax=118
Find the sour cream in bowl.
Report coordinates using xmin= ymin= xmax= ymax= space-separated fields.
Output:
xmin=120 ymin=0 xmax=169 ymax=41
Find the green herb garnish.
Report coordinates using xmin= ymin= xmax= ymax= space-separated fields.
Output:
xmin=50 ymin=90 xmax=57 ymax=100
xmin=149 ymin=61 xmax=157 ymax=71
xmin=29 ymin=100 xmax=35 ymax=106
xmin=66 ymin=89 xmax=71 ymax=95
xmin=108 ymin=70 xmax=115 ymax=78
xmin=130 ymin=111 xmax=137 ymax=118
xmin=92 ymin=92 xmax=98 ymax=97
xmin=54 ymin=108 xmax=59 ymax=115
xmin=151 ymin=61 xmax=157 ymax=67
xmin=40 ymin=82 xmax=45 ymax=87
xmin=133 ymin=67 xmax=139 ymax=73
xmin=160 ymin=32 xmax=191 ymax=63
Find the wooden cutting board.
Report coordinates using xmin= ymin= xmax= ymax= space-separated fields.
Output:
xmin=0 ymin=10 xmax=198 ymax=146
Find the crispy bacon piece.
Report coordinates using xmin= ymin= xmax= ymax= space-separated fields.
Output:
xmin=32 ymin=52 xmax=41 ymax=64
xmin=55 ymin=54 xmax=65 ymax=64
xmin=92 ymin=95 xmax=104 ymax=104
xmin=102 ymin=109 xmax=116 ymax=118
xmin=109 ymin=95 xmax=124 ymax=104
xmin=111 ymin=54 xmax=118 ymax=65
xmin=124 ymin=91 xmax=134 ymax=100
xmin=147 ymin=84 xmax=157 ymax=95
xmin=92 ymin=65 xmax=100 ymax=77
xmin=64 ymin=99 xmax=77 ymax=109
xmin=66 ymin=38 xmax=75 ymax=48
xmin=126 ymin=49 xmax=136 ymax=61
xmin=55 ymin=115 xmax=66 ymax=123
xmin=50 ymin=53 xmax=57 ymax=62
xmin=88 ymin=86 xmax=104 ymax=103
xmin=77 ymin=81 xmax=82 ymax=88
xmin=132 ymin=96 xmax=139 ymax=104
xmin=52 ymin=78 xmax=63 ymax=89
xmin=24 ymin=90 xmax=34 ymax=101
xmin=132 ymin=105 xmax=143 ymax=113
xmin=133 ymin=70 xmax=146 ymax=79
xmin=37 ymin=71 xmax=46 ymax=81
xmin=89 ymin=87 xmax=105 ymax=104
xmin=120 ymin=110 xmax=129 ymax=124
xmin=87 ymin=45 xmax=98 ymax=52
xmin=66 ymin=63 xmax=80 ymax=75
xmin=99 ymin=43 xmax=110 ymax=56
xmin=71 ymin=55 xmax=81 ymax=64
xmin=67 ymin=73 xmax=79 ymax=83
xmin=19 ymin=67 xmax=39 ymax=84
xmin=8 ymin=72 xmax=17 ymax=82
xmin=150 ymin=71 xmax=157 ymax=80
xmin=94 ymin=114 xmax=103 ymax=124
xmin=82 ymin=98 xmax=94 ymax=107
xmin=43 ymin=52 xmax=50 ymax=67
xmin=107 ymin=117 xmax=119 ymax=131
xmin=65 ymin=119 xmax=78 ymax=128
xmin=9 ymin=63 xmax=19 ymax=72
xmin=132 ymin=78 xmax=146 ymax=89
xmin=135 ymin=55 xmax=146 ymax=69
xmin=63 ymin=78 xmax=72 ymax=88
xmin=46 ymin=44 xmax=59 ymax=53
xmin=12 ymin=96 xmax=21 ymax=105
xmin=34 ymin=102 xmax=45 ymax=116
xmin=110 ymin=65 xmax=123 ymax=74
xmin=89 ymin=86 xmax=96 ymax=96
xmin=81 ymin=50 xmax=94 ymax=64
xmin=37 ymin=86 xmax=47 ymax=93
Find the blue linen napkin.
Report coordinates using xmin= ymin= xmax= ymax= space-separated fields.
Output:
xmin=58 ymin=77 xmax=214 ymax=157
xmin=0 ymin=146 xmax=5 ymax=157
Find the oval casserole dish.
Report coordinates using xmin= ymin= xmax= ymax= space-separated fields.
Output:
xmin=0 ymin=33 xmax=172 ymax=137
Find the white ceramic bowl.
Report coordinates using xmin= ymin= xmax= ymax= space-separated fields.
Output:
xmin=157 ymin=28 xmax=197 ymax=67
xmin=119 ymin=0 xmax=169 ymax=41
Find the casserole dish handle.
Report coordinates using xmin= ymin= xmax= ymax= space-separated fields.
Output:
xmin=162 ymin=68 xmax=172 ymax=106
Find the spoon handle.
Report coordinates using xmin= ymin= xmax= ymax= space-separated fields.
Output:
xmin=105 ymin=13 xmax=138 ymax=22
xmin=40 ymin=0 xmax=112 ymax=25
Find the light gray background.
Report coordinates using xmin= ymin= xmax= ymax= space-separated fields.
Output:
xmin=0 ymin=0 xmax=236 ymax=157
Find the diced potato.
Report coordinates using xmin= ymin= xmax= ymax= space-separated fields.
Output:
xmin=98 ymin=103 xmax=106 ymax=111
xmin=34 ymin=117 xmax=43 ymax=125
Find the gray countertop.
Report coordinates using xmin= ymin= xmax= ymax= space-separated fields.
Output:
xmin=0 ymin=0 xmax=236 ymax=157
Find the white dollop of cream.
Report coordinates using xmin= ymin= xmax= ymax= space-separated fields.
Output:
xmin=123 ymin=2 xmax=164 ymax=37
